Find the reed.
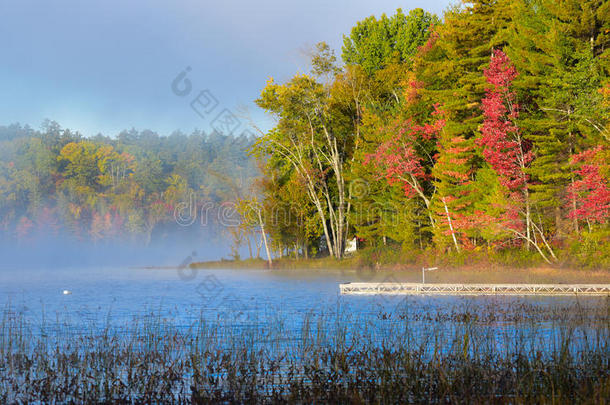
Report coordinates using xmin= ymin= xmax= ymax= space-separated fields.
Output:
xmin=0 ymin=299 xmax=608 ymax=403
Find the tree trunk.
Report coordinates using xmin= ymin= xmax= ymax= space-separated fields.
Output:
xmin=310 ymin=188 xmax=335 ymax=258
xmin=524 ymin=187 xmax=531 ymax=251
xmin=442 ymin=197 xmax=460 ymax=252
xmin=257 ymin=210 xmax=272 ymax=268
xmin=570 ymin=171 xmax=579 ymax=234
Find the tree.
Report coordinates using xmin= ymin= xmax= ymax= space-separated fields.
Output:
xmin=0 ymin=124 xmax=258 ymax=246
xmin=350 ymin=110 xmax=422 ymax=250
xmin=236 ymin=195 xmax=273 ymax=266
xmin=479 ymin=50 xmax=556 ymax=262
xmin=57 ymin=141 xmax=102 ymax=192
xmin=415 ymin=0 xmax=513 ymax=147
xmin=254 ymin=44 xmax=356 ymax=258
xmin=365 ymin=104 xmax=445 ymax=229
xmin=410 ymin=0 xmax=514 ymax=250
xmin=342 ymin=8 xmax=439 ymax=74
xmin=567 ymin=146 xmax=610 ymax=228
xmin=505 ymin=0 xmax=608 ymax=239
xmin=431 ymin=133 xmax=481 ymax=251
xmin=342 ymin=8 xmax=439 ymax=250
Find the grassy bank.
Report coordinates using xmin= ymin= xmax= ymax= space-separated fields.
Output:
xmin=189 ymin=248 xmax=610 ymax=284
xmin=190 ymin=256 xmax=359 ymax=271
xmin=1 ymin=300 xmax=609 ymax=403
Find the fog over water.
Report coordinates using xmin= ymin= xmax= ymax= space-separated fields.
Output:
xmin=0 ymin=223 xmax=236 ymax=270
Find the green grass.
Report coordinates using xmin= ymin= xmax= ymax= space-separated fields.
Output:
xmin=190 ymin=255 xmax=360 ymax=271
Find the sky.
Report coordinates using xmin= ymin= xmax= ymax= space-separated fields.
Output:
xmin=0 ymin=0 xmax=452 ymax=138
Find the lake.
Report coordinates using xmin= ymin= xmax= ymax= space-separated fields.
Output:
xmin=2 ymin=266 xmax=608 ymax=403
xmin=1 ymin=266 xmax=607 ymax=347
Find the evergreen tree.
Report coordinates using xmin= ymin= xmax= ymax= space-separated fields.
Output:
xmin=342 ymin=8 xmax=438 ymax=75
xmin=507 ymin=0 xmax=609 ymax=236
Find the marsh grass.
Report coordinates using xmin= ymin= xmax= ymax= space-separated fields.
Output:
xmin=0 ymin=299 xmax=609 ymax=403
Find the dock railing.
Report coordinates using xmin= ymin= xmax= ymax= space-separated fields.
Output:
xmin=339 ymin=283 xmax=610 ymax=296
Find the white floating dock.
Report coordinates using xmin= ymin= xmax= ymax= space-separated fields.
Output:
xmin=339 ymin=283 xmax=610 ymax=296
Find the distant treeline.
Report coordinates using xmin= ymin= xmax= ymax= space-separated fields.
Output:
xmin=0 ymin=121 xmax=257 ymax=245
xmin=247 ymin=2 xmax=610 ymax=266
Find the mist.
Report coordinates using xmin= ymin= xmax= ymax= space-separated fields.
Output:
xmin=0 ymin=123 xmax=258 ymax=270
xmin=0 ymin=221 xmax=240 ymax=270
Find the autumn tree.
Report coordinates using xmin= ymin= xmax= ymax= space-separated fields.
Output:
xmin=567 ymin=146 xmax=610 ymax=228
xmin=0 ymin=123 xmax=257 ymax=246
xmin=253 ymin=44 xmax=357 ymax=258
xmin=479 ymin=50 xmax=557 ymax=262
xmin=431 ymin=133 xmax=481 ymax=251
xmin=506 ymin=0 xmax=609 ymax=237
xmin=342 ymin=7 xmax=440 ymax=249
xmin=365 ymin=105 xmax=445 ymax=231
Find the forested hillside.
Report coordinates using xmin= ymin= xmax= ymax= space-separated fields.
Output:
xmin=249 ymin=1 xmax=610 ymax=267
xmin=0 ymin=121 xmax=257 ymax=247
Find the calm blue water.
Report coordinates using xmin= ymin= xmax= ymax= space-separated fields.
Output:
xmin=1 ymin=267 xmax=399 ymax=332
xmin=0 ymin=266 xmax=607 ymax=350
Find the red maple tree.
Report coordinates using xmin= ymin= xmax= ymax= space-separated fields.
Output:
xmin=478 ymin=50 xmax=533 ymax=236
xmin=567 ymin=146 xmax=610 ymax=225
xmin=365 ymin=104 xmax=445 ymax=205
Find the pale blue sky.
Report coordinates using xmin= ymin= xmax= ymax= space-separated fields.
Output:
xmin=0 ymin=0 xmax=451 ymax=137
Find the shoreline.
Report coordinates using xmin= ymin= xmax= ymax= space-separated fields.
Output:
xmin=187 ymin=257 xmax=610 ymax=285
